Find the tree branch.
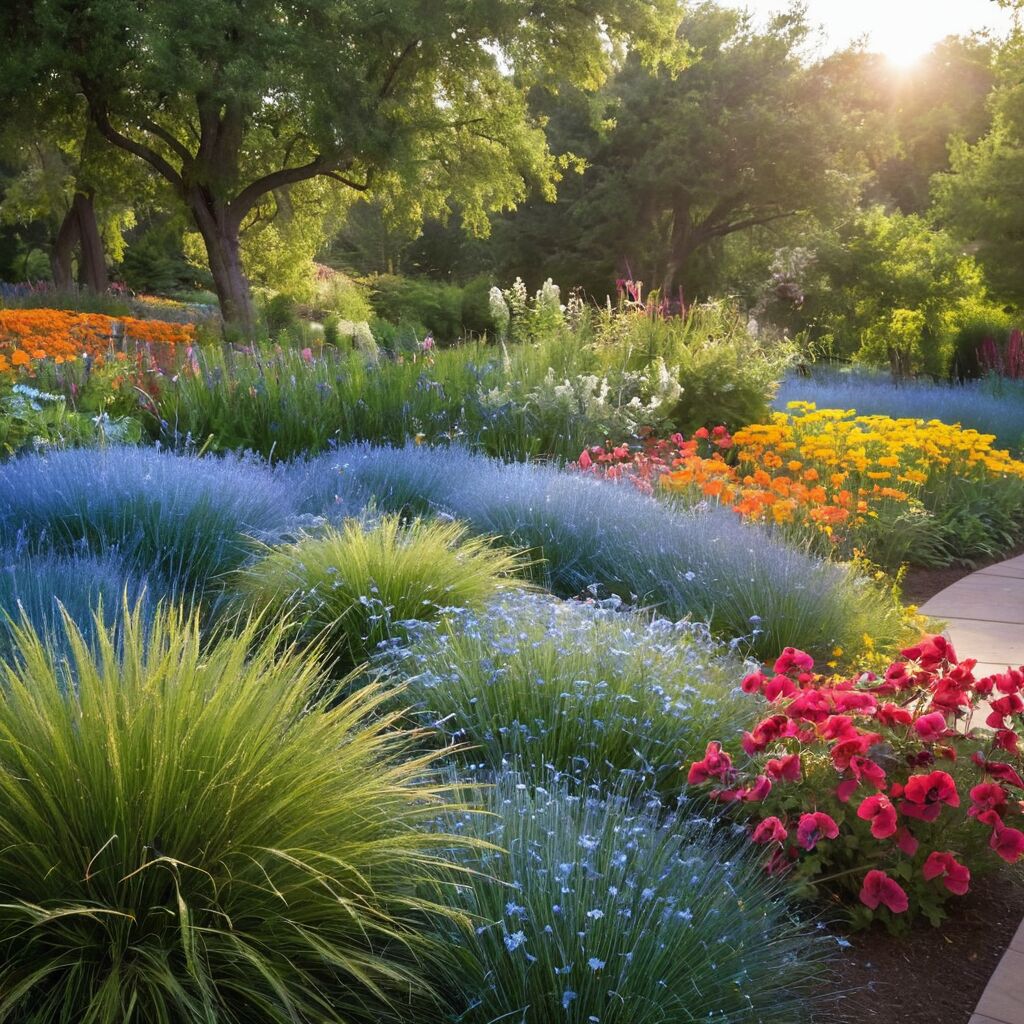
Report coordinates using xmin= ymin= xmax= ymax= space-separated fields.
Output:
xmin=379 ymin=39 xmax=420 ymax=99
xmin=322 ymin=169 xmax=372 ymax=190
xmin=88 ymin=101 xmax=184 ymax=191
xmin=704 ymin=210 xmax=798 ymax=239
xmin=227 ymin=155 xmax=336 ymax=222
xmin=139 ymin=117 xmax=193 ymax=165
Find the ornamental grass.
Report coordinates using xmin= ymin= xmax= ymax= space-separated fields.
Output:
xmin=0 ymin=605 xmax=472 ymax=1023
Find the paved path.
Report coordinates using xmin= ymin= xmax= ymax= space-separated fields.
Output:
xmin=919 ymin=555 xmax=1024 ymax=1024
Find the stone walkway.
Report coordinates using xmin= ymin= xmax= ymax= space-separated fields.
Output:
xmin=919 ymin=555 xmax=1024 ymax=1024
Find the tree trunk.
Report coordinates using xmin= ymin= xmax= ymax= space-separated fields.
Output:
xmin=73 ymin=189 xmax=108 ymax=292
xmin=190 ymin=191 xmax=255 ymax=335
xmin=50 ymin=205 xmax=79 ymax=290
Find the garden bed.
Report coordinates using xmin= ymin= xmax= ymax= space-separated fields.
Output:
xmin=824 ymin=867 xmax=1024 ymax=1024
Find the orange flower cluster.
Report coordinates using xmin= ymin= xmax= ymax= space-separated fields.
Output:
xmin=0 ymin=309 xmax=195 ymax=374
xmin=660 ymin=402 xmax=1024 ymax=545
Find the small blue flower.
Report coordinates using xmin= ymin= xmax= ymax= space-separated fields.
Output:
xmin=587 ymin=957 xmax=605 ymax=972
xmin=504 ymin=931 xmax=527 ymax=953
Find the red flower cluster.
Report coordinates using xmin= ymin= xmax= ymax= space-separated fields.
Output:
xmin=687 ymin=635 xmax=1024 ymax=923
xmin=575 ymin=428 xmax=733 ymax=494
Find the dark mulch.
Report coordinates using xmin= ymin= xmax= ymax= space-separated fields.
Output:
xmin=821 ymin=869 xmax=1024 ymax=1024
xmin=900 ymin=546 xmax=1024 ymax=608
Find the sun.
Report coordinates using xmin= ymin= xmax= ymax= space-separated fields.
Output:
xmin=875 ymin=32 xmax=930 ymax=69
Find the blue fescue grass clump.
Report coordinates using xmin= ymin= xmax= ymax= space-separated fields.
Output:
xmin=776 ymin=370 xmax=1024 ymax=452
xmin=0 ymin=447 xmax=297 ymax=597
xmin=0 ymin=551 xmax=155 ymax=656
xmin=436 ymin=774 xmax=834 ymax=1024
xmin=300 ymin=444 xmax=910 ymax=663
xmin=390 ymin=592 xmax=750 ymax=791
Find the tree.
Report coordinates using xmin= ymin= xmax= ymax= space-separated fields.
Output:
xmin=564 ymin=2 xmax=860 ymax=299
xmin=783 ymin=208 xmax=987 ymax=376
xmin=1 ymin=0 xmax=682 ymax=331
xmin=933 ymin=31 xmax=1024 ymax=306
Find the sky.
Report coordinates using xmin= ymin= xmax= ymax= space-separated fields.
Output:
xmin=725 ymin=0 xmax=1018 ymax=65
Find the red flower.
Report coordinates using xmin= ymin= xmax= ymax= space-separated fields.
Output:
xmin=773 ymin=647 xmax=814 ymax=675
xmin=742 ymin=775 xmax=773 ymax=803
xmin=896 ymin=827 xmax=919 ymax=857
xmin=578 ymin=449 xmax=593 ymax=470
xmin=834 ymin=691 xmax=878 ymax=714
xmin=995 ymin=729 xmax=1020 ymax=754
xmin=850 ymin=755 xmax=887 ymax=790
xmin=913 ymin=711 xmax=949 ymax=742
xmin=877 ymin=703 xmax=913 ymax=727
xmin=901 ymin=770 xmax=959 ymax=822
xmin=971 ymin=783 xmax=1008 ymax=819
xmin=787 ymin=689 xmax=831 ymax=723
xmin=796 ymin=811 xmax=839 ymax=851
xmin=901 ymin=635 xmax=957 ymax=670
xmin=859 ymin=870 xmax=909 ymax=914
xmin=882 ymin=662 xmax=913 ymax=691
xmin=741 ymin=671 xmax=766 ymax=694
xmin=991 ymin=825 xmax=1024 ymax=864
xmin=751 ymin=816 xmax=788 ymax=844
xmin=766 ymin=753 xmax=802 ymax=782
xmin=923 ymin=852 xmax=970 ymax=896
xmin=763 ymin=674 xmax=797 ymax=701
xmin=687 ymin=741 xmax=733 ymax=785
xmin=973 ymin=755 xmax=1024 ymax=790
xmin=857 ymin=794 xmax=898 ymax=839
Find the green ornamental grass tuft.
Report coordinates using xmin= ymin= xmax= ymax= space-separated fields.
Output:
xmin=0 ymin=605 xmax=472 ymax=1023
xmin=234 ymin=515 xmax=528 ymax=671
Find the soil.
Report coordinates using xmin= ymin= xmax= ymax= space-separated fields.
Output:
xmin=900 ymin=546 xmax=1024 ymax=608
xmin=821 ymin=869 xmax=1024 ymax=1024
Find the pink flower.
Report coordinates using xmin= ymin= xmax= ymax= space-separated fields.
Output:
xmin=578 ymin=450 xmax=593 ymax=470
xmin=301 ymin=347 xmax=314 ymax=363
xmin=796 ymin=811 xmax=839 ymax=851
xmin=857 ymin=793 xmax=898 ymax=839
xmin=751 ymin=817 xmax=788 ymax=844
xmin=859 ymin=870 xmax=909 ymax=914
xmin=913 ymin=711 xmax=949 ymax=742
xmin=923 ymin=852 xmax=970 ymax=896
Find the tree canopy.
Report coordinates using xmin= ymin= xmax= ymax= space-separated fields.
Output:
xmin=0 ymin=0 xmax=683 ymax=329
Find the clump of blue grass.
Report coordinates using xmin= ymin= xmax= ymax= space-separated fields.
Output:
xmin=776 ymin=369 xmax=1024 ymax=453
xmin=389 ymin=592 xmax=750 ymax=792
xmin=434 ymin=773 xmax=835 ymax=1024
xmin=0 ymin=447 xmax=297 ymax=600
xmin=0 ymin=550 xmax=156 ymax=658
xmin=302 ymin=444 xmax=910 ymax=663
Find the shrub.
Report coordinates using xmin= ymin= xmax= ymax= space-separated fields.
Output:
xmin=233 ymin=515 xmax=527 ymax=671
xmin=0 ymin=447 xmax=295 ymax=597
xmin=686 ymin=636 xmax=1024 ymax=928
xmin=302 ymin=445 xmax=915 ymax=665
xmin=393 ymin=591 xmax=750 ymax=791
xmin=261 ymin=292 xmax=300 ymax=338
xmin=0 ymin=606 xmax=469 ymax=1022
xmin=436 ymin=774 xmax=834 ymax=1024
xmin=592 ymin=300 xmax=793 ymax=432
xmin=0 ymin=551 xmax=154 ymax=656
xmin=369 ymin=274 xmax=464 ymax=342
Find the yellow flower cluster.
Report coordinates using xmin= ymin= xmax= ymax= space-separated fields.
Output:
xmin=660 ymin=402 xmax=1024 ymax=551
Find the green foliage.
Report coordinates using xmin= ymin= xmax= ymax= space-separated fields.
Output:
xmin=234 ymin=515 xmax=527 ymax=672
xmin=395 ymin=592 xmax=750 ymax=791
xmin=794 ymin=208 xmax=988 ymax=376
xmin=934 ymin=32 xmax=1024 ymax=306
xmin=311 ymin=268 xmax=373 ymax=322
xmin=261 ymin=292 xmax=300 ymax=338
xmin=437 ymin=775 xmax=834 ymax=1024
xmin=0 ymin=605 xmax=471 ymax=1022
xmin=369 ymin=275 xmax=465 ymax=343
xmin=119 ymin=221 xmax=209 ymax=294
